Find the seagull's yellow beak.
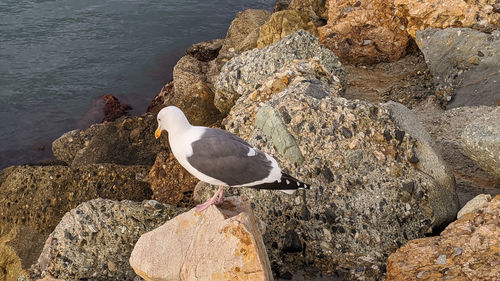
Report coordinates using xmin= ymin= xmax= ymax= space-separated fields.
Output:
xmin=155 ymin=127 xmax=162 ymax=139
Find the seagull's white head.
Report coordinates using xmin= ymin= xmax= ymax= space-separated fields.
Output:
xmin=155 ymin=106 xmax=191 ymax=138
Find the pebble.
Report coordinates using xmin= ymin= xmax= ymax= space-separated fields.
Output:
xmin=436 ymin=254 xmax=447 ymax=265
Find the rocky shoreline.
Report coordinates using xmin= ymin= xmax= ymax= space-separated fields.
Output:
xmin=1 ymin=1 xmax=499 ymax=280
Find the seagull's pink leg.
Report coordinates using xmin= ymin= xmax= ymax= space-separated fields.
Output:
xmin=195 ymin=185 xmax=224 ymax=212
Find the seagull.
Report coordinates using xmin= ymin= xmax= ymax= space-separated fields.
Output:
xmin=155 ymin=106 xmax=310 ymax=212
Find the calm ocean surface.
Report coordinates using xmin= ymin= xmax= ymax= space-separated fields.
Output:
xmin=0 ymin=0 xmax=274 ymax=169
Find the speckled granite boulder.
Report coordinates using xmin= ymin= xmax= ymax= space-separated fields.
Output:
xmin=214 ymin=30 xmax=345 ymax=115
xmin=416 ymin=28 xmax=500 ymax=108
xmin=386 ymin=195 xmax=500 ymax=281
xmin=0 ymin=164 xmax=152 ymax=234
xmin=52 ymin=114 xmax=166 ymax=166
xmin=461 ymin=107 xmax=500 ymax=177
xmin=19 ymin=199 xmax=184 ymax=281
xmin=201 ymin=79 xmax=458 ymax=280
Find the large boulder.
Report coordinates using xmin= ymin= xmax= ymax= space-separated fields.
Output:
xmin=201 ymin=79 xmax=458 ymax=280
xmin=413 ymin=103 xmax=499 ymax=206
xmin=168 ymin=55 xmax=224 ymax=126
xmin=52 ymin=114 xmax=166 ymax=166
xmin=130 ymin=197 xmax=273 ymax=281
xmin=214 ymin=30 xmax=345 ymax=115
xmin=0 ymin=164 xmax=152 ymax=234
xmin=19 ymin=199 xmax=185 ymax=281
xmin=460 ymin=107 xmax=500 ymax=177
xmin=386 ymin=195 xmax=499 ymax=281
xmin=256 ymin=10 xmax=318 ymax=49
xmin=318 ymin=0 xmax=409 ymax=64
xmin=218 ymin=9 xmax=271 ymax=60
xmin=395 ymin=0 xmax=500 ymax=38
xmin=416 ymin=28 xmax=500 ymax=108
xmin=149 ymin=151 xmax=198 ymax=207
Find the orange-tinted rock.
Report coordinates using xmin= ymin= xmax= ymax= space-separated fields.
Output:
xmin=387 ymin=195 xmax=500 ymax=280
xmin=130 ymin=196 xmax=273 ymax=281
xmin=101 ymin=94 xmax=132 ymax=123
xmin=318 ymin=0 xmax=409 ymax=64
xmin=257 ymin=10 xmax=318 ymax=49
xmin=288 ymin=0 xmax=329 ymax=22
xmin=395 ymin=0 xmax=500 ymax=38
xmin=169 ymin=55 xmax=224 ymax=126
xmin=149 ymin=151 xmax=198 ymax=208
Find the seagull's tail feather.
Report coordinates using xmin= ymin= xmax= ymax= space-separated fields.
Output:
xmin=251 ymin=172 xmax=310 ymax=193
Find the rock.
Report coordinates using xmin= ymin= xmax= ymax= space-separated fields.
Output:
xmin=0 ymin=225 xmax=22 ymax=281
xmin=288 ymin=0 xmax=329 ymax=23
xmin=146 ymin=81 xmax=173 ymax=115
xmin=0 ymin=164 xmax=152 ymax=234
xmin=168 ymin=55 xmax=224 ymax=126
xmin=273 ymin=0 xmax=291 ymax=12
xmin=214 ymin=30 xmax=345 ymax=115
xmin=386 ymin=195 xmax=500 ymax=280
xmin=457 ymin=194 xmax=492 ymax=219
xmin=416 ymin=28 xmax=500 ymax=108
xmin=395 ymin=0 xmax=500 ymax=38
xmin=460 ymin=107 xmax=500 ymax=177
xmin=318 ymin=0 xmax=409 ymax=64
xmin=201 ymin=79 xmax=458 ymax=279
xmin=130 ymin=196 xmax=273 ymax=281
xmin=223 ymin=58 xmax=343 ymax=141
xmin=413 ymin=103 xmax=500 ymax=207
xmin=257 ymin=10 xmax=318 ymax=49
xmin=384 ymin=102 xmax=457 ymax=207
xmin=149 ymin=151 xmax=198 ymax=207
xmin=19 ymin=199 xmax=185 ymax=281
xmin=344 ymin=53 xmax=435 ymax=108
xmin=52 ymin=114 xmax=166 ymax=166
xmin=186 ymin=39 xmax=224 ymax=62
xmin=218 ymin=9 xmax=271 ymax=59
xmin=0 ymin=223 xmax=46 ymax=281
xmin=101 ymin=94 xmax=132 ymax=123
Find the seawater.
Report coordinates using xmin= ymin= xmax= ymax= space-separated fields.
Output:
xmin=0 ymin=0 xmax=274 ymax=169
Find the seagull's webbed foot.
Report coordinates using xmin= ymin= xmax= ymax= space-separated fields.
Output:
xmin=195 ymin=185 xmax=224 ymax=212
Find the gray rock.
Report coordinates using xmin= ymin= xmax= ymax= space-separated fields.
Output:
xmin=52 ymin=114 xmax=166 ymax=166
xmin=214 ymin=30 xmax=346 ymax=114
xmin=255 ymin=106 xmax=304 ymax=164
xmin=457 ymin=194 xmax=492 ymax=219
xmin=384 ymin=101 xmax=458 ymax=226
xmin=416 ymin=28 xmax=500 ymax=108
xmin=461 ymin=107 xmax=500 ymax=177
xmin=0 ymin=164 xmax=152 ymax=234
xmin=19 ymin=199 xmax=185 ymax=281
xmin=201 ymin=81 xmax=458 ymax=280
